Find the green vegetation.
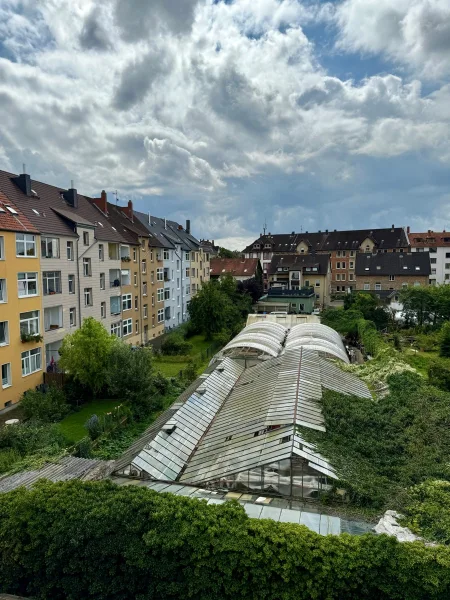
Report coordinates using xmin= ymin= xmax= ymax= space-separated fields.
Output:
xmin=1 ymin=480 xmax=450 ymax=600
xmin=57 ymin=399 xmax=121 ymax=443
xmin=20 ymin=385 xmax=69 ymax=423
xmin=400 ymin=285 xmax=450 ymax=327
xmin=440 ymin=322 xmax=450 ymax=358
xmin=402 ymin=480 xmax=450 ymax=545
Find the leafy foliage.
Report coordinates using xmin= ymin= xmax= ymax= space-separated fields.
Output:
xmin=59 ymin=317 xmax=115 ymax=396
xmin=1 ymin=480 xmax=450 ymax=600
xmin=85 ymin=415 xmax=102 ymax=441
xmin=400 ymin=285 xmax=450 ymax=327
xmin=402 ymin=480 xmax=450 ymax=545
xmin=345 ymin=293 xmax=390 ymax=330
xmin=428 ymin=358 xmax=450 ymax=391
xmin=20 ymin=386 xmax=69 ymax=423
xmin=237 ymin=276 xmax=264 ymax=303
xmin=320 ymin=307 xmax=364 ymax=339
xmin=160 ymin=333 xmax=193 ymax=355
xmin=440 ymin=322 xmax=450 ymax=358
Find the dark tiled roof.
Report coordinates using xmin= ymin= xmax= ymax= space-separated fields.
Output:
xmin=267 ymin=253 xmax=330 ymax=275
xmin=134 ymin=211 xmax=176 ymax=249
xmin=266 ymin=288 xmax=315 ymax=298
xmin=210 ymin=258 xmax=260 ymax=277
xmin=409 ymin=232 xmax=450 ymax=248
xmin=355 ymin=252 xmax=431 ymax=276
xmin=244 ymin=228 xmax=409 ymax=253
xmin=0 ymin=191 xmax=39 ymax=234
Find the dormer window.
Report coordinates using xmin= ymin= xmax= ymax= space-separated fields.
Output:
xmin=253 ymin=244 xmax=260 ymax=249
xmin=264 ymin=243 xmax=271 ymax=249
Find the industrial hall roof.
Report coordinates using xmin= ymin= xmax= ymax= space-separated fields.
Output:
xmin=355 ymin=251 xmax=431 ymax=276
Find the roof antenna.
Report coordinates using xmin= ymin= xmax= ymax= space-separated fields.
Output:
xmin=113 ymin=190 xmax=118 ymax=205
xmin=263 ymin=219 xmax=267 ymax=236
xmin=300 ymin=225 xmax=303 ymax=233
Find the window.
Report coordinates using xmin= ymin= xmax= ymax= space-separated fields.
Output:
xmin=143 ymin=304 xmax=148 ymax=319
xmin=349 ymin=261 xmax=354 ymax=269
xmin=157 ymin=308 xmax=164 ymax=323
xmin=84 ymin=288 xmax=93 ymax=306
xmin=389 ymin=275 xmax=395 ymax=281
xmin=185 ymin=268 xmax=190 ymax=278
xmin=336 ymin=274 xmax=340 ymax=281
xmin=1 ymin=363 xmax=11 ymax=388
xmin=122 ymin=293 xmax=132 ymax=311
xmin=68 ymin=274 xmax=75 ymax=294
xmin=143 ymin=282 xmax=147 ymax=296
xmin=83 ymin=231 xmax=89 ymax=246
xmin=151 ymin=293 xmax=155 ymax=307
xmin=414 ymin=281 xmax=421 ymax=287
xmin=20 ymin=311 xmax=40 ymax=336
xmin=336 ymin=262 xmax=340 ymax=269
xmin=364 ymin=283 xmax=370 ymax=290
xmin=337 ymin=251 xmax=341 ymax=257
xmin=177 ymin=278 xmax=180 ymax=289
xmin=110 ymin=296 xmax=121 ymax=315
xmin=69 ymin=307 xmax=76 ymax=327
xmin=134 ymin=296 xmax=138 ymax=310
xmin=0 ymin=279 xmax=6 ymax=303
xmin=150 ymin=270 xmax=155 ymax=284
xmin=133 ymin=247 xmax=137 ymax=262
xmin=0 ymin=321 xmax=9 ymax=346
xmin=402 ymin=283 xmax=408 ymax=289
xmin=123 ymin=318 xmax=133 ymax=336
xmin=67 ymin=241 xmax=74 ymax=260
xmin=157 ymin=268 xmax=163 ymax=281
xmin=111 ymin=322 xmax=121 ymax=337
xmin=43 ymin=271 xmax=61 ymax=295
xmin=142 ymin=259 xmax=147 ymax=274
xmin=21 ymin=348 xmax=41 ymax=376
xmin=134 ymin=273 xmax=137 ymax=286
xmin=186 ymin=284 xmax=190 ymax=295
xmin=177 ymin=296 xmax=180 ymax=306
xmin=164 ymin=288 xmax=170 ymax=300
xmin=162 ymin=250 xmax=169 ymax=260
xmin=0 ymin=236 xmax=4 ymax=259
xmin=152 ymin=314 xmax=155 ymax=327
xmin=341 ymin=274 xmax=346 ymax=281
xmin=185 ymin=252 xmax=190 ymax=260
xmin=109 ymin=243 xmax=119 ymax=260
xmin=446 ymin=253 xmax=450 ymax=259
xmin=350 ymin=250 xmax=355 ymax=257
xmin=101 ymin=302 xmax=106 ymax=319
xmin=365 ymin=245 xmax=370 ymax=253
xmin=83 ymin=258 xmax=91 ymax=277
xmin=430 ymin=258 xmax=437 ymax=264
xmin=349 ymin=273 xmax=354 ymax=281
xmin=177 ymin=260 xmax=180 ymax=270
xmin=100 ymin=273 xmax=105 ymax=290
xmin=99 ymin=244 xmax=104 ymax=261
xmin=157 ymin=288 xmax=164 ymax=302
xmin=16 ymin=233 xmax=36 ymax=257
xmin=315 ymin=281 xmax=320 ymax=287
xmin=135 ymin=320 xmax=139 ymax=334
xmin=446 ymin=264 xmax=450 ymax=270
xmin=375 ymin=282 xmax=381 ymax=290
xmin=41 ymin=237 xmax=59 ymax=258
xmin=304 ymin=280 xmax=310 ymax=287
xmin=150 ymin=250 xmax=154 ymax=261
xmin=342 ymin=262 xmax=346 ymax=269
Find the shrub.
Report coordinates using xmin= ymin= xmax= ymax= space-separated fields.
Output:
xmin=1 ymin=480 xmax=450 ymax=600
xmin=181 ymin=359 xmax=198 ymax=384
xmin=73 ymin=437 xmax=93 ymax=459
xmin=63 ymin=377 xmax=91 ymax=408
xmin=428 ymin=358 xmax=450 ymax=391
xmin=0 ymin=422 xmax=67 ymax=457
xmin=440 ymin=322 xmax=450 ymax=358
xmin=20 ymin=386 xmax=70 ymax=423
xmin=85 ymin=415 xmax=102 ymax=441
xmin=152 ymin=372 xmax=170 ymax=396
xmin=402 ymin=480 xmax=450 ymax=545
xmin=0 ymin=448 xmax=22 ymax=474
xmin=160 ymin=333 xmax=193 ymax=356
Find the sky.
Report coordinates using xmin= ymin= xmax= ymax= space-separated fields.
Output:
xmin=0 ymin=0 xmax=450 ymax=250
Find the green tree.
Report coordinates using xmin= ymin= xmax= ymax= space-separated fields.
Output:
xmin=188 ymin=280 xmax=236 ymax=340
xmin=218 ymin=247 xmax=242 ymax=258
xmin=400 ymin=286 xmax=437 ymax=327
xmin=59 ymin=317 xmax=115 ymax=396
xmin=20 ymin=386 xmax=69 ymax=423
xmin=440 ymin=322 xmax=450 ymax=358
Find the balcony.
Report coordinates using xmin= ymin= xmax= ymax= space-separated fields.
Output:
xmin=44 ymin=306 xmax=63 ymax=332
xmin=121 ymin=270 xmax=131 ymax=286
xmin=109 ymin=269 xmax=121 ymax=288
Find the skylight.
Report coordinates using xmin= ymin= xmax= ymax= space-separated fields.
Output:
xmin=0 ymin=207 xmax=5 ymax=213
xmin=32 ymin=209 xmax=40 ymax=215
xmin=111 ymin=226 xmax=117 ymax=231
xmin=6 ymin=206 xmax=18 ymax=214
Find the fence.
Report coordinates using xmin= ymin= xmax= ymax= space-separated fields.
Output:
xmin=43 ymin=372 xmax=67 ymax=389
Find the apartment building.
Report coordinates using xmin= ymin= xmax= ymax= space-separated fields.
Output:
xmin=355 ymin=252 xmax=430 ymax=292
xmin=243 ymin=226 xmax=410 ymax=294
xmin=0 ymin=189 xmax=44 ymax=409
xmin=409 ymin=229 xmax=450 ymax=285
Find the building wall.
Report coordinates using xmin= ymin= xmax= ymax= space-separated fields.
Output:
xmin=268 ymin=271 xmax=330 ymax=306
xmin=355 ymin=274 xmax=429 ymax=292
xmin=411 ymin=246 xmax=448 ymax=285
xmin=0 ymin=231 xmax=44 ymax=408
xmin=120 ymin=243 xmax=140 ymax=346
xmin=190 ymin=247 xmax=210 ymax=297
xmin=146 ymin=244 xmax=164 ymax=339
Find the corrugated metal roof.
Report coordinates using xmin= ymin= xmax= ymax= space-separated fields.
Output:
xmin=285 ymin=323 xmax=349 ymax=363
xmin=219 ymin=321 xmax=286 ymax=359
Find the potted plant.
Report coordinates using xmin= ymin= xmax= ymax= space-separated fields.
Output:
xmin=21 ymin=332 xmax=43 ymax=343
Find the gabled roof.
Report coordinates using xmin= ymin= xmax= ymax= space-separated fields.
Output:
xmin=244 ymin=232 xmax=327 ymax=253
xmin=409 ymin=231 xmax=450 ymax=248
xmin=267 ymin=253 xmax=330 ymax=275
xmin=355 ymin=252 xmax=431 ymax=276
xmin=0 ymin=190 xmax=39 ymax=234
xmin=134 ymin=211 xmax=176 ymax=249
xmin=210 ymin=257 xmax=260 ymax=277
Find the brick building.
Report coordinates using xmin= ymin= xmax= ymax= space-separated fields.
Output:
xmin=355 ymin=252 xmax=430 ymax=292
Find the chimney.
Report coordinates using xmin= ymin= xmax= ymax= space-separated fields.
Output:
xmin=91 ymin=190 xmax=108 ymax=215
xmin=119 ymin=199 xmax=133 ymax=221
xmin=12 ymin=165 xmax=32 ymax=196
xmin=186 ymin=219 xmax=191 ymax=234
xmin=63 ymin=184 xmax=78 ymax=209
xmin=212 ymin=240 xmax=214 ymax=246
xmin=407 ymin=226 xmax=410 ymax=234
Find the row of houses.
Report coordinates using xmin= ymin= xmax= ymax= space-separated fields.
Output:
xmin=0 ymin=169 xmax=211 ymax=409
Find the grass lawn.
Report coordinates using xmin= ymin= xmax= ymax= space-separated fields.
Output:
xmin=58 ymin=399 xmax=122 ymax=443
xmin=155 ymin=360 xmax=189 ymax=378
xmin=153 ymin=334 xmax=217 ymax=378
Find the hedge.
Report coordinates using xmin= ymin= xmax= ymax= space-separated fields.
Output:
xmin=1 ymin=481 xmax=450 ymax=600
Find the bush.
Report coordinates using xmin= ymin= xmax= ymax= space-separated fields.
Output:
xmin=153 ymin=372 xmax=170 ymax=396
xmin=428 ymin=358 xmax=450 ymax=391
xmin=181 ymin=359 xmax=198 ymax=384
xmin=402 ymin=480 xmax=450 ymax=544
xmin=21 ymin=386 xmax=70 ymax=423
xmin=160 ymin=333 xmax=193 ymax=356
xmin=0 ymin=422 xmax=67 ymax=457
xmin=73 ymin=437 xmax=93 ymax=459
xmin=63 ymin=377 xmax=91 ymax=408
xmin=440 ymin=322 xmax=450 ymax=358
xmin=1 ymin=480 xmax=450 ymax=600
xmin=0 ymin=448 xmax=22 ymax=474
xmin=85 ymin=415 xmax=102 ymax=441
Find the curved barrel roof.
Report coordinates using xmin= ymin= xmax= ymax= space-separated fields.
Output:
xmin=285 ymin=323 xmax=349 ymax=363
xmin=220 ymin=321 xmax=286 ymax=358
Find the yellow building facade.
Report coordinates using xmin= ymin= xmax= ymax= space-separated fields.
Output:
xmin=0 ymin=222 xmax=44 ymax=410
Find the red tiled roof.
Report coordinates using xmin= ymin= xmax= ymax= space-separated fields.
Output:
xmin=210 ymin=258 xmax=260 ymax=277
xmin=409 ymin=232 xmax=450 ymax=248
xmin=0 ymin=190 xmax=40 ymax=234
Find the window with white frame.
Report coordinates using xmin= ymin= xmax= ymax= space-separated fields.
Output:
xmin=134 ymin=272 xmax=137 ymax=286
xmin=341 ymin=274 xmax=346 ymax=281
xmin=163 ymin=250 xmax=170 ymax=260
xmin=68 ymin=274 xmax=75 ymax=294
xmin=151 ymin=293 xmax=155 ymax=307
xmin=1 ymin=363 xmax=11 ymax=388
xmin=0 ymin=321 xmax=9 ymax=346
xmin=336 ymin=262 xmax=340 ymax=269
xmin=143 ymin=304 xmax=148 ymax=319
xmin=177 ymin=278 xmax=180 ymax=289
xmin=164 ymin=288 xmax=170 ymax=300
xmin=111 ymin=322 xmax=122 ymax=337
xmin=110 ymin=296 xmax=121 ymax=315
xmin=101 ymin=302 xmax=106 ymax=319
xmin=142 ymin=259 xmax=147 ymax=274
xmin=133 ymin=247 xmax=137 ymax=262
xmin=100 ymin=273 xmax=105 ymax=290
xmin=157 ymin=308 xmax=164 ymax=322
xmin=83 ymin=258 xmax=91 ymax=277
xmin=143 ymin=282 xmax=147 ymax=296
xmin=18 ymin=272 xmax=38 ymax=297
xmin=350 ymin=251 xmax=355 ymax=257
xmin=349 ymin=273 xmax=354 ymax=281
xmin=349 ymin=261 xmax=354 ymax=269
xmin=402 ymin=282 xmax=408 ymax=288
xmin=157 ymin=288 xmax=164 ymax=302
xmin=185 ymin=267 xmax=190 ymax=278
xmin=0 ymin=236 xmax=4 ymax=259
xmin=135 ymin=320 xmax=139 ymax=334
xmin=84 ymin=288 xmax=93 ymax=306
xmin=186 ymin=284 xmax=190 ymax=295
xmin=69 ymin=307 xmax=76 ymax=327
xmin=364 ymin=283 xmax=370 ymax=290
xmin=41 ymin=237 xmax=59 ymax=258
xmin=315 ymin=281 xmax=320 ymax=287
xmin=150 ymin=249 xmax=154 ymax=261
xmin=375 ymin=282 xmax=381 ymax=290
xmin=176 ymin=260 xmax=180 ymax=270
xmin=16 ymin=233 xmax=36 ymax=257
xmin=185 ymin=252 xmax=190 ymax=260
xmin=67 ymin=241 xmax=74 ymax=261
xmin=389 ymin=275 xmax=395 ymax=281
xmin=122 ymin=318 xmax=133 ymax=336
xmin=83 ymin=231 xmax=89 ymax=246
xmin=336 ymin=274 xmax=341 ymax=281
xmin=141 ymin=238 xmax=145 ymax=250
xmin=20 ymin=311 xmax=40 ymax=336
xmin=43 ymin=271 xmax=61 ymax=295
xmin=21 ymin=347 xmax=41 ymax=376
xmin=157 ymin=268 xmax=163 ymax=281
xmin=99 ymin=244 xmax=104 ymax=261
xmin=122 ymin=293 xmax=132 ymax=311
xmin=0 ymin=279 xmax=6 ymax=303
xmin=134 ymin=296 xmax=138 ymax=310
